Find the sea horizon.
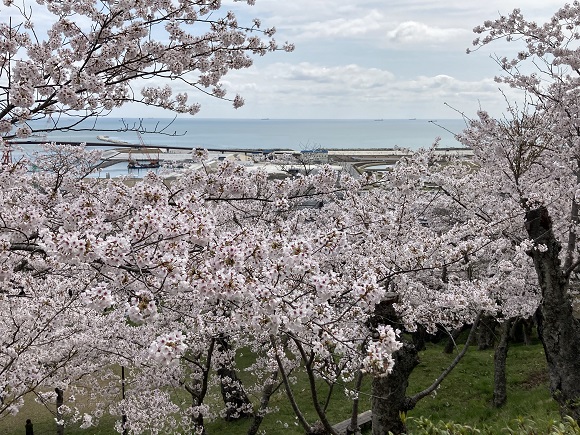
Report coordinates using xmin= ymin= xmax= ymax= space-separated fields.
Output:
xmin=114 ymin=117 xmax=464 ymax=120
xmin=28 ymin=118 xmax=467 ymax=152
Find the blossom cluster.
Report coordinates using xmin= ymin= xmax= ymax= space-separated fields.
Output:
xmin=0 ymin=0 xmax=291 ymax=139
xmin=81 ymin=284 xmax=115 ymax=311
xmin=148 ymin=331 xmax=187 ymax=366
xmin=126 ymin=291 xmax=158 ymax=324
xmin=361 ymin=325 xmax=402 ymax=377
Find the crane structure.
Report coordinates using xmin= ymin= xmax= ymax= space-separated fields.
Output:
xmin=128 ymin=132 xmax=160 ymax=169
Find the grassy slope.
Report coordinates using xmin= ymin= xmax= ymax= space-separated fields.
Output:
xmin=0 ymin=341 xmax=559 ymax=434
xmin=406 ymin=341 xmax=558 ymax=433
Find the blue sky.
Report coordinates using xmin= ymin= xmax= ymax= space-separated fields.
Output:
xmin=124 ymin=0 xmax=567 ymax=119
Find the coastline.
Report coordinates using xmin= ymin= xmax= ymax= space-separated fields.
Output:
xmin=97 ymin=135 xmax=132 ymax=145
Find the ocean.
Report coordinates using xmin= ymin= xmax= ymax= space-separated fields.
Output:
xmin=28 ymin=118 xmax=467 ymax=151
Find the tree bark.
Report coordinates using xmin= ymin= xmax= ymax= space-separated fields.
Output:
xmin=525 ymin=206 xmax=580 ymax=421
xmin=215 ymin=335 xmax=253 ymax=421
xmin=371 ymin=342 xmax=419 ymax=435
xmin=493 ymin=319 xmax=512 ymax=408
xmin=510 ymin=317 xmax=534 ymax=345
xmin=190 ymin=398 xmax=206 ymax=435
xmin=347 ymin=371 xmax=365 ymax=435
xmin=368 ymin=301 xmax=480 ymax=433
xmin=476 ymin=315 xmax=496 ymax=350
xmin=55 ymin=388 xmax=64 ymax=435
xmin=121 ymin=366 xmax=128 ymax=435
xmin=247 ymin=370 xmax=279 ymax=435
xmin=183 ymin=338 xmax=215 ymax=435
xmin=442 ymin=328 xmax=462 ymax=354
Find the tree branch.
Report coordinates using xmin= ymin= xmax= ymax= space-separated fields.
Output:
xmin=406 ymin=311 xmax=482 ymax=409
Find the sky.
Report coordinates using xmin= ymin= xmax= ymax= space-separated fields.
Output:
xmin=127 ymin=1 xmax=567 ymax=119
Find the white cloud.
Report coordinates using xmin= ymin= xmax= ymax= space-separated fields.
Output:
xmin=280 ymin=63 xmax=395 ymax=86
xmin=289 ymin=11 xmax=469 ymax=49
xmin=118 ymin=59 xmax=523 ymax=119
xmin=240 ymin=0 xmax=569 ymax=57
xmin=96 ymin=0 xmax=569 ymax=118
xmin=386 ymin=21 xmax=468 ymax=45
xmin=189 ymin=62 xmax=516 ymax=117
xmin=296 ymin=10 xmax=386 ymax=39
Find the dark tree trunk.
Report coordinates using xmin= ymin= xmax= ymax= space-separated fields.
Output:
xmin=25 ymin=419 xmax=34 ymax=435
xmin=522 ymin=317 xmax=534 ymax=346
xmin=191 ymin=402 xmax=206 ymax=435
xmin=476 ymin=315 xmax=496 ymax=350
xmin=368 ymin=300 xmax=479 ymax=433
xmin=443 ymin=328 xmax=461 ymax=354
xmin=525 ymin=206 xmax=580 ymax=421
xmin=184 ymin=338 xmax=215 ymax=435
xmin=184 ymin=387 xmax=207 ymax=435
xmin=55 ymin=388 xmax=64 ymax=435
xmin=509 ymin=316 xmax=534 ymax=345
xmin=216 ymin=336 xmax=253 ymax=421
xmin=247 ymin=371 xmax=278 ymax=435
xmin=493 ymin=319 xmax=512 ymax=408
xmin=217 ymin=365 xmax=253 ymax=421
xmin=371 ymin=342 xmax=419 ymax=435
xmin=121 ymin=366 xmax=128 ymax=435
xmin=412 ymin=325 xmax=427 ymax=351
xmin=347 ymin=371 xmax=365 ymax=435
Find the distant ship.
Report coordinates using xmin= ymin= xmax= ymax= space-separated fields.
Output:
xmin=128 ymin=160 xmax=160 ymax=169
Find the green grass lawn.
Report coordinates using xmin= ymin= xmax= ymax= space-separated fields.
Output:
xmin=0 ymin=340 xmax=560 ymax=434
xmin=405 ymin=341 xmax=558 ymax=433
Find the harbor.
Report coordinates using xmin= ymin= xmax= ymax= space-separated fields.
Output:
xmin=5 ymin=139 xmax=474 ymax=179
xmin=93 ymin=145 xmax=474 ymax=178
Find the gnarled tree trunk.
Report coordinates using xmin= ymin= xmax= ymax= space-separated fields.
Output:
xmin=493 ymin=319 xmax=512 ymax=408
xmin=55 ymin=388 xmax=64 ymax=435
xmin=477 ymin=315 xmax=496 ymax=350
xmin=369 ymin=301 xmax=479 ymax=433
xmin=247 ymin=370 xmax=279 ymax=435
xmin=525 ymin=206 xmax=580 ymax=421
xmin=215 ymin=335 xmax=253 ymax=421
xmin=371 ymin=342 xmax=419 ymax=435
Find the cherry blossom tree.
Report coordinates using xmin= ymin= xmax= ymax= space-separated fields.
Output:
xmin=0 ymin=150 xmax=132 ymax=427
xmin=1 ymin=142 xmax=525 ymax=434
xmin=463 ymin=3 xmax=580 ymax=421
xmin=0 ymin=0 xmax=530 ymax=432
xmin=359 ymin=148 xmax=545 ymax=434
xmin=0 ymin=0 xmax=293 ymax=139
